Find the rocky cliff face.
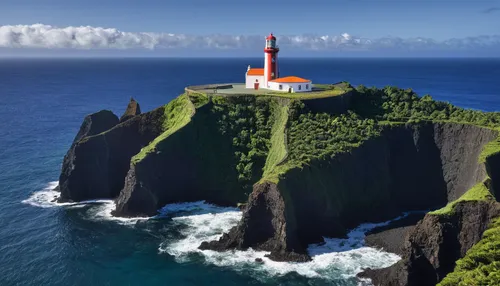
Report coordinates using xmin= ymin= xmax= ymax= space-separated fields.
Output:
xmin=361 ymin=200 xmax=500 ymax=286
xmin=199 ymin=182 xmax=309 ymax=262
xmin=58 ymin=101 xmax=164 ymax=202
xmin=114 ymin=102 xmax=242 ymax=217
xmin=58 ymin=110 xmax=119 ymax=200
xmin=114 ymin=97 xmax=275 ymax=217
xmin=202 ymin=123 xmax=498 ymax=262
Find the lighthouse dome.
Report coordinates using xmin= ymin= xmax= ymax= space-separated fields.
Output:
xmin=266 ymin=33 xmax=276 ymax=40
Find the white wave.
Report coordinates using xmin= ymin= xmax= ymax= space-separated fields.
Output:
xmin=22 ymin=181 xmax=68 ymax=208
xmin=158 ymin=202 xmax=408 ymax=283
xmin=22 ymin=181 xmax=150 ymax=225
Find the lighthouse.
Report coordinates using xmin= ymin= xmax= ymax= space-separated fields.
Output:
xmin=245 ymin=33 xmax=312 ymax=93
xmin=264 ymin=33 xmax=279 ymax=87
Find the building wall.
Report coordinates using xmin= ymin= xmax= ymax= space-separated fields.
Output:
xmin=245 ymin=75 xmax=265 ymax=89
xmin=268 ymin=81 xmax=312 ymax=93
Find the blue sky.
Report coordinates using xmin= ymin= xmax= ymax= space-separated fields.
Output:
xmin=0 ymin=0 xmax=499 ymax=57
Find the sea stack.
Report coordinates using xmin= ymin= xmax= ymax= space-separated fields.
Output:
xmin=120 ymin=97 xmax=141 ymax=123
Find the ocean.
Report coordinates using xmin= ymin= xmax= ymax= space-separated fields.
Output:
xmin=1 ymin=58 xmax=499 ymax=286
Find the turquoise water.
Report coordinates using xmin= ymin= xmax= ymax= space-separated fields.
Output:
xmin=1 ymin=58 xmax=500 ymax=286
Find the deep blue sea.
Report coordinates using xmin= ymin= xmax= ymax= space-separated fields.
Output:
xmin=1 ymin=58 xmax=500 ymax=286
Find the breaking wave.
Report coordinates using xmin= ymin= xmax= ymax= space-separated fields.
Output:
xmin=22 ymin=181 xmax=150 ymax=225
xmin=22 ymin=181 xmax=65 ymax=208
xmin=159 ymin=201 xmax=405 ymax=284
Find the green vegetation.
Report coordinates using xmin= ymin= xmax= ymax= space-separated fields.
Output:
xmin=353 ymin=86 xmax=500 ymax=127
xmin=131 ymin=94 xmax=194 ymax=164
xmin=134 ymin=84 xmax=500 ymax=197
xmin=261 ymin=102 xmax=289 ymax=183
xmin=439 ymin=217 xmax=500 ymax=286
xmin=429 ymin=180 xmax=494 ymax=216
xmin=287 ymin=106 xmax=381 ymax=166
xmin=187 ymin=91 xmax=210 ymax=108
xmin=479 ymin=135 xmax=500 ymax=163
xmin=210 ymin=96 xmax=275 ymax=186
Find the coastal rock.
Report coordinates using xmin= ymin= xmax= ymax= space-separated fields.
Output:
xmin=58 ymin=110 xmax=118 ymax=198
xmin=120 ymin=98 xmax=141 ymax=123
xmin=199 ymin=182 xmax=310 ymax=262
xmin=360 ymin=200 xmax=500 ymax=286
xmin=114 ymin=97 xmax=266 ymax=217
xmin=201 ymin=123 xmax=497 ymax=261
xmin=364 ymin=213 xmax=426 ymax=256
xmin=58 ymin=106 xmax=165 ymax=202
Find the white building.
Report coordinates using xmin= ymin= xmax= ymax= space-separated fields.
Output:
xmin=245 ymin=66 xmax=265 ymax=89
xmin=245 ymin=33 xmax=312 ymax=93
xmin=268 ymin=76 xmax=312 ymax=93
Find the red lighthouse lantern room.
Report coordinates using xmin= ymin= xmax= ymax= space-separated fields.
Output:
xmin=264 ymin=33 xmax=279 ymax=84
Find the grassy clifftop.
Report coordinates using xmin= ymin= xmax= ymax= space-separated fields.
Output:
xmin=132 ymin=85 xmax=500 ymax=190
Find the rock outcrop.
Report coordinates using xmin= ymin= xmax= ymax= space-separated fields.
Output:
xmin=120 ymin=98 xmax=141 ymax=123
xmin=360 ymin=200 xmax=500 ymax=286
xmin=202 ymin=123 xmax=498 ymax=261
xmin=199 ymin=182 xmax=310 ymax=262
xmin=114 ymin=97 xmax=269 ymax=217
xmin=58 ymin=100 xmax=165 ymax=202
xmin=58 ymin=110 xmax=119 ymax=200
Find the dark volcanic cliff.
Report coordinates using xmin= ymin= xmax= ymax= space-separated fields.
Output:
xmin=361 ymin=198 xmax=500 ymax=286
xmin=203 ymin=123 xmax=498 ymax=262
xmin=114 ymin=96 xmax=278 ymax=217
xmin=58 ymin=101 xmax=165 ymax=202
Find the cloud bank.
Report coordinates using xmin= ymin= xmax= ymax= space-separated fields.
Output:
xmin=1 ymin=24 xmax=499 ymax=55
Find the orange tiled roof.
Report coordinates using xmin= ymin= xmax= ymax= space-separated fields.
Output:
xmin=247 ymin=68 xmax=264 ymax=76
xmin=270 ymin=76 xmax=311 ymax=83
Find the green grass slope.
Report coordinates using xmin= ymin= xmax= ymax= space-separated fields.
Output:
xmin=131 ymin=93 xmax=195 ymax=164
xmin=140 ymin=86 xmax=500 ymax=191
xmin=261 ymin=100 xmax=290 ymax=183
xmin=429 ymin=180 xmax=495 ymax=216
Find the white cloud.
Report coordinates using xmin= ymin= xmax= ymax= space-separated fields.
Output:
xmin=1 ymin=24 xmax=499 ymax=52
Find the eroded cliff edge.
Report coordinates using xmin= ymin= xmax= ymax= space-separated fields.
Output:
xmin=58 ymin=99 xmax=164 ymax=202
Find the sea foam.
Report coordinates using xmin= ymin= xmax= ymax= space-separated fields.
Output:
xmin=22 ymin=181 xmax=67 ymax=208
xmin=24 ymin=183 xmax=404 ymax=283
xmin=158 ymin=201 xmax=405 ymax=283
xmin=22 ymin=181 xmax=150 ymax=225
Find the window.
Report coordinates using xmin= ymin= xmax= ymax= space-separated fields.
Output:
xmin=279 ymin=85 xmax=283 ymax=90
xmin=298 ymin=85 xmax=302 ymax=90
xmin=306 ymin=84 xmax=309 ymax=89
xmin=266 ymin=40 xmax=276 ymax=48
